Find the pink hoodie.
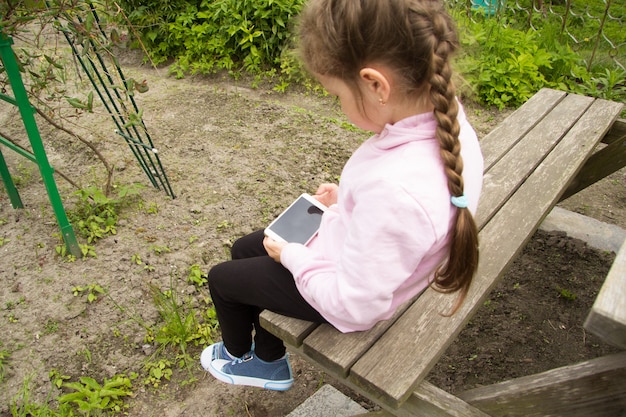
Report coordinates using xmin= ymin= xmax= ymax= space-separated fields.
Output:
xmin=280 ymin=105 xmax=484 ymax=332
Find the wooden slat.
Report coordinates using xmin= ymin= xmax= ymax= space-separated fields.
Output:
xmin=584 ymin=239 xmax=626 ymax=349
xmin=476 ymin=93 xmax=593 ymax=227
xmin=458 ymin=352 xmax=626 ymax=417
xmin=258 ymin=310 xmax=319 ymax=347
xmin=348 ymin=97 xmax=624 ymax=409
xmin=480 ymin=88 xmax=566 ymax=170
xmin=302 ymin=297 xmax=416 ymax=377
xmin=395 ymin=382 xmax=493 ymax=417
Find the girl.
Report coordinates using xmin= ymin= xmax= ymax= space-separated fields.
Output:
xmin=201 ymin=0 xmax=483 ymax=391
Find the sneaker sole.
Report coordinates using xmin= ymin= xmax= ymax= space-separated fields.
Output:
xmin=208 ymin=359 xmax=293 ymax=391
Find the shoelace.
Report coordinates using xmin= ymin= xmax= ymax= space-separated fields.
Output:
xmin=231 ymin=352 xmax=254 ymax=365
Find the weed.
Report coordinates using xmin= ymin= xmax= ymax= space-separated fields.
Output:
xmin=145 ymin=202 xmax=159 ymax=214
xmin=72 ymin=283 xmax=105 ymax=303
xmin=131 ymin=253 xmax=142 ymax=265
xmin=57 ymin=374 xmax=134 ymax=415
xmin=143 ymin=358 xmax=173 ymax=388
xmin=44 ymin=319 xmax=59 ymax=335
xmin=0 ymin=346 xmax=9 ymax=383
xmin=557 ymin=287 xmax=577 ymax=301
xmin=68 ymin=184 xmax=144 ymax=245
xmin=149 ymin=244 xmax=171 ymax=256
xmin=217 ymin=220 xmax=233 ymax=231
xmin=10 ymin=376 xmax=68 ymax=417
xmin=49 ymin=369 xmax=71 ymax=389
xmin=0 ymin=237 xmax=9 ymax=247
xmin=187 ymin=264 xmax=208 ymax=286
xmin=78 ymin=348 xmax=92 ymax=364
xmin=146 ymin=281 xmax=219 ymax=372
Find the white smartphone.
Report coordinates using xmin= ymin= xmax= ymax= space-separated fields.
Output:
xmin=264 ymin=193 xmax=327 ymax=245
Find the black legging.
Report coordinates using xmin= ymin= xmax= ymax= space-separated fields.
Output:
xmin=208 ymin=230 xmax=327 ymax=361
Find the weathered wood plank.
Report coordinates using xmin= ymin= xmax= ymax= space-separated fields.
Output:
xmin=302 ymin=297 xmax=417 ymax=377
xmin=584 ymin=239 xmax=626 ymax=349
xmin=480 ymin=88 xmax=565 ymax=171
xmin=560 ymin=114 xmax=624 ymax=201
xmin=458 ymin=352 xmax=626 ymax=417
xmin=475 ymin=93 xmax=593 ymax=228
xmin=348 ymin=97 xmax=624 ymax=409
xmin=394 ymin=382 xmax=493 ymax=417
xmin=258 ymin=310 xmax=319 ymax=347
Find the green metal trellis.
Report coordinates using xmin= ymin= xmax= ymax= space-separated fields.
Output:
xmin=56 ymin=1 xmax=176 ymax=199
xmin=0 ymin=33 xmax=81 ymax=258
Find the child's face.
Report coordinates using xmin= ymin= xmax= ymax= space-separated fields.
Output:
xmin=317 ymin=74 xmax=384 ymax=133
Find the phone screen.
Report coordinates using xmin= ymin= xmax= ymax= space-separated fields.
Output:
xmin=266 ymin=196 xmax=325 ymax=245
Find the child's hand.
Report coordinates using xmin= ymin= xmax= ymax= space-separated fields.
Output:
xmin=263 ymin=236 xmax=288 ymax=263
xmin=314 ymin=183 xmax=338 ymax=207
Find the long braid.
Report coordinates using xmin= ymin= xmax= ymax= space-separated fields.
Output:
xmin=427 ymin=11 xmax=479 ymax=313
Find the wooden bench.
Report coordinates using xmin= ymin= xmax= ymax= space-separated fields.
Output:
xmin=260 ymin=88 xmax=626 ymax=416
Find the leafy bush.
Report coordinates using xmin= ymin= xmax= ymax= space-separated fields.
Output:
xmin=455 ymin=16 xmax=586 ymax=108
xmin=118 ymin=0 xmax=305 ymax=77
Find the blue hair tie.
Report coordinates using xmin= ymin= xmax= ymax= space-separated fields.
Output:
xmin=451 ymin=194 xmax=469 ymax=209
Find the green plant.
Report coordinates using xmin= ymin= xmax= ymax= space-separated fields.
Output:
xmin=72 ymin=283 xmax=105 ymax=303
xmin=583 ymin=68 xmax=626 ymax=102
xmin=44 ymin=319 xmax=59 ymax=335
xmin=57 ymin=375 xmax=133 ymax=415
xmin=69 ymin=184 xmax=143 ymax=245
xmin=557 ymin=287 xmax=577 ymax=301
xmin=0 ymin=346 xmax=10 ymax=383
xmin=10 ymin=376 xmax=73 ymax=417
xmin=50 ymin=369 xmax=71 ymax=389
xmin=187 ymin=264 xmax=207 ymax=286
xmin=143 ymin=358 xmax=173 ymax=388
xmin=146 ymin=282 xmax=219 ymax=368
xmin=216 ymin=220 xmax=233 ymax=231
xmin=149 ymin=244 xmax=171 ymax=255
xmin=131 ymin=253 xmax=142 ymax=265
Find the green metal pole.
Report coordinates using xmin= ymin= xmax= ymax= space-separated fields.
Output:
xmin=0 ymin=147 xmax=24 ymax=208
xmin=0 ymin=34 xmax=81 ymax=257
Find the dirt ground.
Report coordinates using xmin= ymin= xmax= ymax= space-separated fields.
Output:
xmin=1 ymin=49 xmax=625 ymax=416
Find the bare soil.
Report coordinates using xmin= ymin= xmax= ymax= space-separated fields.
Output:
xmin=1 ymin=51 xmax=625 ymax=416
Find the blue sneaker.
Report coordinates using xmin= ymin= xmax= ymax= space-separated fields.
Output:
xmin=208 ymin=352 xmax=293 ymax=391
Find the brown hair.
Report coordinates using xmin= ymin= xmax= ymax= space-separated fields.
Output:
xmin=299 ymin=0 xmax=479 ymax=313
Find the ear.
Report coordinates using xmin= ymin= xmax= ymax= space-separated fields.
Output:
xmin=359 ymin=67 xmax=391 ymax=104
